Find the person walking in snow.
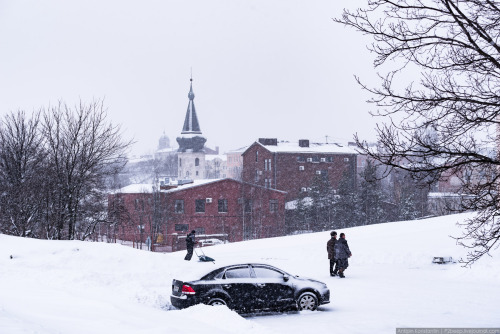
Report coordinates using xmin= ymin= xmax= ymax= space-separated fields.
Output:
xmin=184 ymin=230 xmax=197 ymax=261
xmin=327 ymin=231 xmax=338 ymax=276
xmin=334 ymin=232 xmax=352 ymax=278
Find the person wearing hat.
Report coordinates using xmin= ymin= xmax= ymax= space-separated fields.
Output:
xmin=326 ymin=231 xmax=338 ymax=276
xmin=184 ymin=230 xmax=197 ymax=261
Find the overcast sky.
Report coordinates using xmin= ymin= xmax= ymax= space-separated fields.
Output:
xmin=0 ymin=0 xmax=380 ymax=156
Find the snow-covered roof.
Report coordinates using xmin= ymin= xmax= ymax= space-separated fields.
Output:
xmin=225 ymin=145 xmax=249 ymax=154
xmin=115 ymin=184 xmax=154 ymax=194
xmin=253 ymin=140 xmax=357 ymax=154
xmin=163 ymin=178 xmax=286 ymax=194
xmin=162 ymin=179 xmax=225 ymax=193
xmin=126 ymin=155 xmax=154 ymax=164
xmin=428 ymin=192 xmax=473 ymax=198
xmin=115 ymin=178 xmax=286 ymax=195
xmin=285 ymin=197 xmax=313 ymax=210
xmin=155 ymin=147 xmax=178 ymax=154
xmin=205 ymin=154 xmax=227 ymax=162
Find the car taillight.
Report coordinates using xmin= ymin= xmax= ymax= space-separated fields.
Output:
xmin=181 ymin=285 xmax=196 ymax=295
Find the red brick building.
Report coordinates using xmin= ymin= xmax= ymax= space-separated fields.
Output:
xmin=242 ymin=138 xmax=358 ymax=201
xmin=107 ymin=178 xmax=286 ymax=251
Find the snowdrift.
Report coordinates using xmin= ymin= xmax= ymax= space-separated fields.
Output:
xmin=1 ymin=213 xmax=499 ymax=334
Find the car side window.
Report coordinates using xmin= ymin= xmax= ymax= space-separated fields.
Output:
xmin=224 ymin=267 xmax=252 ymax=279
xmin=253 ymin=267 xmax=284 ymax=279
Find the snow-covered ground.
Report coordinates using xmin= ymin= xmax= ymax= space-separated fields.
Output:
xmin=1 ymin=213 xmax=499 ymax=334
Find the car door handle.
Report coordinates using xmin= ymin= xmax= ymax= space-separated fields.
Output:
xmin=223 ymin=284 xmax=231 ymax=288
xmin=256 ymin=283 xmax=266 ymax=288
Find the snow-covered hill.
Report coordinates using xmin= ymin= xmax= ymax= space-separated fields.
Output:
xmin=1 ymin=213 xmax=499 ymax=334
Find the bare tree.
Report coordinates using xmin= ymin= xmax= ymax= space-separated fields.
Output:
xmin=0 ymin=111 xmax=46 ymax=237
xmin=42 ymin=100 xmax=131 ymax=240
xmin=335 ymin=1 xmax=500 ymax=265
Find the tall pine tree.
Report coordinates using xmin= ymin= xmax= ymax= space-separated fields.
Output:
xmin=334 ymin=170 xmax=360 ymax=228
xmin=358 ymin=160 xmax=386 ymax=225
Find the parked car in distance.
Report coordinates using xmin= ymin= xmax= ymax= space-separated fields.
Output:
xmin=170 ymin=263 xmax=330 ymax=313
xmin=200 ymin=238 xmax=224 ymax=247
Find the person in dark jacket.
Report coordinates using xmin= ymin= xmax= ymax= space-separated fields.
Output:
xmin=334 ymin=232 xmax=352 ymax=278
xmin=184 ymin=230 xmax=197 ymax=261
xmin=326 ymin=231 xmax=338 ymax=276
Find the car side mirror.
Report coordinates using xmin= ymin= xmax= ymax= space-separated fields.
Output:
xmin=283 ymin=275 xmax=290 ymax=282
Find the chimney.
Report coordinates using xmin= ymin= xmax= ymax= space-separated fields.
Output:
xmin=258 ymin=138 xmax=278 ymax=146
xmin=299 ymin=139 xmax=309 ymax=148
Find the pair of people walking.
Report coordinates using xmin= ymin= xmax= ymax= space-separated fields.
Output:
xmin=326 ymin=231 xmax=352 ymax=278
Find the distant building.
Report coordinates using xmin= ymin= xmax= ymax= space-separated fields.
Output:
xmin=242 ymin=138 xmax=358 ymax=201
xmin=205 ymin=154 xmax=227 ymax=179
xmin=225 ymin=146 xmax=246 ymax=180
xmin=158 ymin=132 xmax=171 ymax=150
xmin=107 ymin=178 xmax=286 ymax=251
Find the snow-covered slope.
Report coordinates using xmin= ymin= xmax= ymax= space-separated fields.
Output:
xmin=1 ymin=213 xmax=499 ymax=334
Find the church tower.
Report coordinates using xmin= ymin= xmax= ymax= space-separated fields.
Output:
xmin=177 ymin=77 xmax=207 ymax=180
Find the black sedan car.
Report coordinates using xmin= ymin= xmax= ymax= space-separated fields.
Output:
xmin=170 ymin=263 xmax=330 ymax=313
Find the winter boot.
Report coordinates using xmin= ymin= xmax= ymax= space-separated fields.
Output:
xmin=332 ymin=269 xmax=338 ymax=276
xmin=338 ymin=269 xmax=345 ymax=278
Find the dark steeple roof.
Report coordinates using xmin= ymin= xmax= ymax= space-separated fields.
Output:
xmin=181 ymin=78 xmax=202 ymax=134
xmin=177 ymin=77 xmax=207 ymax=152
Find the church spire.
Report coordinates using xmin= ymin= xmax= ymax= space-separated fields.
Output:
xmin=181 ymin=77 xmax=202 ymax=134
xmin=177 ymin=75 xmax=207 ymax=152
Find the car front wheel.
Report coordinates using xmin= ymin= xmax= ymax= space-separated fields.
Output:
xmin=297 ymin=292 xmax=318 ymax=311
xmin=208 ymin=297 xmax=227 ymax=307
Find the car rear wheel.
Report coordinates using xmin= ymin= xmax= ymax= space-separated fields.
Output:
xmin=208 ymin=297 xmax=227 ymax=306
xmin=297 ymin=292 xmax=318 ymax=311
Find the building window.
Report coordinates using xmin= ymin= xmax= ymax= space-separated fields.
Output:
xmin=196 ymin=171 xmax=199 ymax=176
xmin=244 ymin=199 xmax=252 ymax=213
xmin=269 ymin=199 xmax=278 ymax=213
xmin=218 ymin=199 xmax=228 ymax=213
xmin=299 ymin=165 xmax=304 ymax=171
xmin=297 ymin=156 xmax=306 ymax=162
xmin=179 ymin=158 xmax=182 ymax=167
xmin=301 ymin=187 xmax=307 ymax=192
xmin=344 ymin=157 xmax=349 ymax=162
xmin=256 ymin=150 xmax=259 ymax=162
xmin=306 ymin=157 xmax=313 ymax=162
xmin=264 ymin=158 xmax=271 ymax=171
xmin=320 ymin=157 xmax=326 ymax=162
xmin=312 ymin=156 xmax=320 ymax=163
xmin=135 ymin=199 xmax=144 ymax=211
xmin=265 ymin=179 xmax=269 ymax=188
xmin=195 ymin=158 xmax=200 ymax=166
xmin=175 ymin=224 xmax=188 ymax=231
xmin=195 ymin=228 xmax=205 ymax=235
xmin=175 ymin=200 xmax=184 ymax=213
xmin=316 ymin=170 xmax=322 ymax=175
xmin=327 ymin=157 xmax=334 ymax=162
xmin=195 ymin=199 xmax=205 ymax=213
